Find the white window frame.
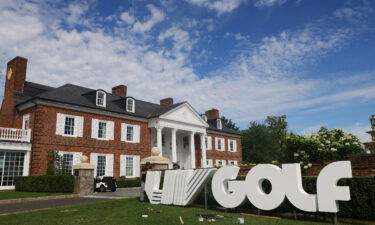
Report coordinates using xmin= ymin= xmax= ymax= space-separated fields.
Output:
xmin=205 ymin=136 xmax=212 ymax=150
xmin=217 ymin=119 xmax=222 ymax=129
xmin=120 ymin=155 xmax=140 ymax=178
xmin=121 ymin=123 xmax=140 ymax=143
xmin=97 ymin=120 xmax=107 ymax=140
xmin=215 ymin=137 xmax=225 ymax=151
xmin=125 ymin=156 xmax=135 ymax=177
xmin=96 ymin=155 xmax=106 ymax=177
xmin=228 ymin=160 xmax=238 ymax=166
xmin=215 ymin=159 xmax=226 ymax=166
xmin=228 ymin=139 xmax=237 ymax=152
xmin=63 ymin=116 xmax=75 ymax=137
xmin=126 ymin=98 xmax=135 ymax=113
xmin=202 ymin=115 xmax=207 ymax=122
xmin=22 ymin=114 xmax=30 ymax=130
xmin=96 ymin=91 xmax=106 ymax=107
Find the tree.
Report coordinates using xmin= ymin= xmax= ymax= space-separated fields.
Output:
xmin=46 ymin=150 xmax=64 ymax=175
xmin=285 ymin=127 xmax=366 ymax=169
xmin=265 ymin=115 xmax=288 ymax=161
xmin=242 ymin=121 xmax=281 ymax=163
xmin=220 ymin=116 xmax=239 ymax=131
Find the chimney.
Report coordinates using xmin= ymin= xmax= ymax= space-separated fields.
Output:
xmin=160 ymin=97 xmax=173 ymax=106
xmin=0 ymin=56 xmax=27 ymax=127
xmin=205 ymin=108 xmax=220 ymax=120
xmin=112 ymin=85 xmax=127 ymax=97
xmin=7 ymin=56 xmax=28 ymax=94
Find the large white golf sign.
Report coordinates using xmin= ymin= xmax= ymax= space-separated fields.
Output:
xmin=144 ymin=161 xmax=352 ymax=213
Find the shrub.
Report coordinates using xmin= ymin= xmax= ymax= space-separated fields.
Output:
xmin=116 ymin=177 xmax=141 ymax=188
xmin=15 ymin=175 xmax=74 ymax=193
xmin=194 ymin=176 xmax=375 ymax=220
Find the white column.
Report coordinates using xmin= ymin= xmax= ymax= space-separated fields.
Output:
xmin=200 ymin=134 xmax=207 ymax=168
xmin=156 ymin=126 xmax=163 ymax=156
xmin=171 ymin=128 xmax=177 ymax=163
xmin=23 ymin=151 xmax=31 ymax=176
xmin=190 ymin=131 xmax=196 ymax=169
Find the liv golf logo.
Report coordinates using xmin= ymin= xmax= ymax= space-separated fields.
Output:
xmin=144 ymin=161 xmax=352 ymax=213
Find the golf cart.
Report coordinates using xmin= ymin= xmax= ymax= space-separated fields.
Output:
xmin=95 ymin=176 xmax=117 ymax=192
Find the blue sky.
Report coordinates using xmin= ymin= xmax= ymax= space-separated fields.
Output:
xmin=0 ymin=0 xmax=374 ymax=141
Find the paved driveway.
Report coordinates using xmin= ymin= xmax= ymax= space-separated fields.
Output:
xmin=85 ymin=187 xmax=141 ymax=199
xmin=0 ymin=187 xmax=141 ymax=215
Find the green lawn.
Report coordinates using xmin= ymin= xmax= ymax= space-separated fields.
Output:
xmin=0 ymin=191 xmax=67 ymax=200
xmin=0 ymin=198 xmax=373 ymax=225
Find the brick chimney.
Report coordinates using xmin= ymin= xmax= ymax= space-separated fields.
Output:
xmin=0 ymin=56 xmax=28 ymax=127
xmin=160 ymin=97 xmax=173 ymax=106
xmin=112 ymin=85 xmax=127 ymax=97
xmin=205 ymin=108 xmax=220 ymax=120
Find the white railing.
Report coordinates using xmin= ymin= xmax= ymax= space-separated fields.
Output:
xmin=0 ymin=127 xmax=31 ymax=142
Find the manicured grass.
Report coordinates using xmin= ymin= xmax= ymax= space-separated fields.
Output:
xmin=0 ymin=191 xmax=67 ymax=200
xmin=0 ymin=198 xmax=373 ymax=225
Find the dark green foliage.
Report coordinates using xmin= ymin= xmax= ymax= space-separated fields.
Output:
xmin=116 ymin=178 xmax=141 ymax=188
xmin=195 ymin=176 xmax=375 ymax=220
xmin=15 ymin=175 xmax=74 ymax=193
xmin=220 ymin=116 xmax=239 ymax=131
xmin=46 ymin=150 xmax=63 ymax=175
xmin=241 ymin=122 xmax=281 ymax=163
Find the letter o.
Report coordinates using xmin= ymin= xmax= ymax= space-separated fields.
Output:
xmin=245 ymin=164 xmax=285 ymax=210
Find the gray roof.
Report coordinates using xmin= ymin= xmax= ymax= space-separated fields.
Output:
xmin=15 ymin=81 xmax=240 ymax=135
xmin=207 ymin=119 xmax=241 ymax=136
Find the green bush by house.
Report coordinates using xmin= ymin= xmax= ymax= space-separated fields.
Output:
xmin=15 ymin=175 xmax=74 ymax=193
xmin=194 ymin=176 xmax=375 ymax=221
xmin=116 ymin=177 xmax=141 ymax=188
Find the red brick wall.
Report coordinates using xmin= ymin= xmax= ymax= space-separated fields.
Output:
xmin=200 ymin=132 xmax=242 ymax=166
xmin=28 ymin=104 xmax=152 ymax=177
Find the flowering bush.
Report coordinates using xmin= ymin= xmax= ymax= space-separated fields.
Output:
xmin=285 ymin=127 xmax=365 ymax=169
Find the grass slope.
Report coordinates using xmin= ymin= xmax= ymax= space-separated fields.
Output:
xmin=0 ymin=198 xmax=372 ymax=225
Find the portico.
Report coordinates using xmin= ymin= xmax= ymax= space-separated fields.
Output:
xmin=148 ymin=103 xmax=209 ymax=169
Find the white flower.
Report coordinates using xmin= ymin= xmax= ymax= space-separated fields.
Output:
xmin=318 ymin=148 xmax=322 ymax=151
xmin=330 ymin=148 xmax=337 ymax=152
xmin=353 ymin=142 xmax=358 ymax=145
xmin=299 ymin=161 xmax=303 ymax=164
xmin=294 ymin=153 xmax=299 ymax=157
xmin=326 ymin=140 xmax=331 ymax=144
xmin=345 ymin=142 xmax=350 ymax=146
xmin=308 ymin=163 xmax=312 ymax=167
xmin=366 ymin=150 xmax=371 ymax=154
xmin=300 ymin=150 xmax=305 ymax=154
xmin=304 ymin=165 xmax=308 ymax=169
xmin=321 ymin=143 xmax=324 ymax=147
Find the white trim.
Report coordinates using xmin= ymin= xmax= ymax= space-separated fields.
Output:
xmin=205 ymin=136 xmax=212 ymax=150
xmin=0 ymin=142 xmax=31 ymax=151
xmin=228 ymin=139 xmax=237 ymax=152
xmin=217 ymin=119 xmax=222 ymax=129
xmin=206 ymin=159 xmax=213 ymax=167
xmin=121 ymin=123 xmax=140 ymax=143
xmin=96 ymin=90 xmax=106 ymax=107
xmin=22 ymin=114 xmax=30 ymax=130
xmin=126 ymin=98 xmax=135 ymax=113
xmin=228 ymin=160 xmax=238 ymax=165
xmin=215 ymin=159 xmax=226 ymax=166
xmin=120 ymin=154 xmax=140 ymax=178
xmin=215 ymin=137 xmax=225 ymax=151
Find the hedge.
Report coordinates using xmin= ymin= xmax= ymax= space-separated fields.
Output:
xmin=15 ymin=175 xmax=74 ymax=193
xmin=116 ymin=177 xmax=141 ymax=188
xmin=194 ymin=176 xmax=375 ymax=221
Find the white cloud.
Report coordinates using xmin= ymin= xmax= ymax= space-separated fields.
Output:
xmin=132 ymin=4 xmax=165 ymax=33
xmin=253 ymin=0 xmax=288 ymax=8
xmin=185 ymin=0 xmax=244 ymax=15
xmin=120 ymin=12 xmax=135 ymax=24
xmin=346 ymin=123 xmax=371 ymax=143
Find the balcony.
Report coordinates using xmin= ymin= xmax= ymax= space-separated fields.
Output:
xmin=0 ymin=127 xmax=31 ymax=142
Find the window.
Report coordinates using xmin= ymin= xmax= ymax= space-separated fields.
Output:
xmin=228 ymin=160 xmax=238 ymax=166
xmin=97 ymin=155 xmax=106 ymax=177
xmin=126 ymin=126 xmax=134 ymax=142
xmin=162 ymin=134 xmax=165 ymax=147
xmin=217 ymin=119 xmax=222 ymax=129
xmin=216 ymin=160 xmax=226 ymax=166
xmin=206 ymin=159 xmax=213 ymax=167
xmin=125 ymin=156 xmax=134 ymax=177
xmin=215 ymin=137 xmax=225 ymax=151
xmin=183 ymin=136 xmax=189 ymax=148
xmin=228 ymin=140 xmax=237 ymax=152
xmin=62 ymin=154 xmax=73 ymax=175
xmin=126 ymin=98 xmax=135 ymax=113
xmin=98 ymin=121 xmax=107 ymax=139
xmin=0 ymin=151 xmax=25 ymax=187
xmin=96 ymin=91 xmax=106 ymax=107
xmin=64 ymin=116 xmax=75 ymax=136
xmin=202 ymin=115 xmax=207 ymax=122
xmin=22 ymin=114 xmax=30 ymax=130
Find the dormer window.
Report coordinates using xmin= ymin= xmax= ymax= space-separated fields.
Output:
xmin=217 ymin=119 xmax=222 ymax=129
xmin=126 ymin=98 xmax=135 ymax=113
xmin=202 ymin=115 xmax=207 ymax=122
xmin=96 ymin=91 xmax=106 ymax=107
